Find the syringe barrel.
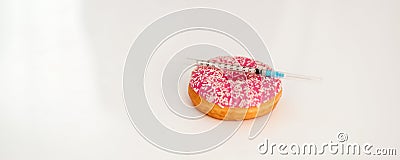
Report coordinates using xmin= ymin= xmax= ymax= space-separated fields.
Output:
xmin=195 ymin=59 xmax=285 ymax=78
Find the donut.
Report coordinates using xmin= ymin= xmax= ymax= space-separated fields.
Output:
xmin=188 ymin=56 xmax=282 ymax=120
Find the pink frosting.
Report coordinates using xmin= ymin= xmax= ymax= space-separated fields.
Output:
xmin=189 ymin=56 xmax=282 ymax=108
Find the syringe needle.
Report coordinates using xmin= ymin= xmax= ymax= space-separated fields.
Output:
xmin=282 ymin=72 xmax=322 ymax=81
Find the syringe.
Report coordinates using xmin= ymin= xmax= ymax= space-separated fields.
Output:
xmin=189 ymin=58 xmax=320 ymax=80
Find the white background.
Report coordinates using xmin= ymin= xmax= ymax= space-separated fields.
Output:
xmin=1 ymin=0 xmax=400 ymax=159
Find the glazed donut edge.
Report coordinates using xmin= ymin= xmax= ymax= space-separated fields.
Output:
xmin=188 ymin=85 xmax=282 ymax=120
